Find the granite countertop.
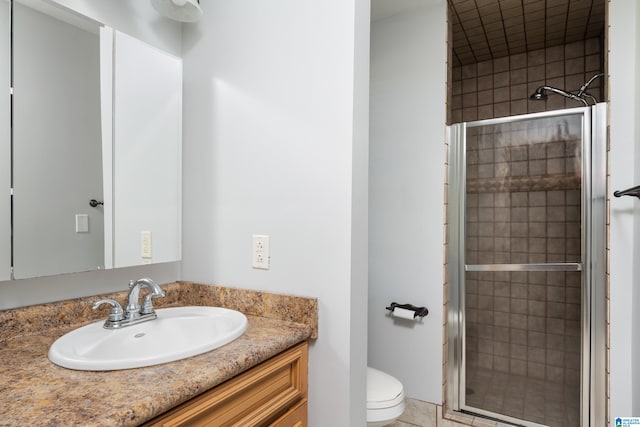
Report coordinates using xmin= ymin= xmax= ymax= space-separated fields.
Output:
xmin=0 ymin=282 xmax=318 ymax=427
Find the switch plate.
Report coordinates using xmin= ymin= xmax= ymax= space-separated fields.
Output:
xmin=141 ymin=231 xmax=152 ymax=259
xmin=75 ymin=214 xmax=89 ymax=233
xmin=252 ymin=235 xmax=270 ymax=269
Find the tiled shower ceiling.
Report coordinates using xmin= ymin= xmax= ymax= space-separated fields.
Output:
xmin=449 ymin=0 xmax=606 ymax=66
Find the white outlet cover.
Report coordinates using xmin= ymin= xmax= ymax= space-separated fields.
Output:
xmin=141 ymin=230 xmax=152 ymax=259
xmin=252 ymin=235 xmax=270 ymax=269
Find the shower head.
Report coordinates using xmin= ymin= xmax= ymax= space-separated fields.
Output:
xmin=530 ymin=87 xmax=548 ymax=101
xmin=530 ymin=73 xmax=604 ymax=106
xmin=529 ymin=85 xmax=588 ymax=106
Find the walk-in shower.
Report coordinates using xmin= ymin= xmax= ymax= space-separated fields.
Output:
xmin=446 ymin=105 xmax=606 ymax=427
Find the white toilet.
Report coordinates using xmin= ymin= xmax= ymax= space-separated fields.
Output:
xmin=367 ymin=367 xmax=405 ymax=427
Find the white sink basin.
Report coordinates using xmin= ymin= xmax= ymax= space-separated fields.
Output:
xmin=48 ymin=306 xmax=248 ymax=371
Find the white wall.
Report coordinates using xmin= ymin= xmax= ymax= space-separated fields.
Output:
xmin=351 ymin=0 xmax=371 ymax=424
xmin=181 ymin=1 xmax=369 ymax=426
xmin=368 ymin=1 xmax=447 ymax=404
xmin=0 ymin=0 xmax=181 ymax=309
xmin=609 ymin=0 xmax=640 ymax=420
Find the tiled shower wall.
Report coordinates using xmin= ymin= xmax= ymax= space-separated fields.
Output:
xmin=450 ymin=37 xmax=604 ymax=123
xmin=463 ymin=119 xmax=583 ymax=386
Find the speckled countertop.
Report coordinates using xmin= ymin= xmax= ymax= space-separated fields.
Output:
xmin=0 ymin=282 xmax=318 ymax=427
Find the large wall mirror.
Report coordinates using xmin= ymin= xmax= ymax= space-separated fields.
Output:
xmin=0 ymin=0 xmax=10 ymax=281
xmin=4 ymin=0 xmax=182 ymax=280
xmin=13 ymin=0 xmax=103 ymax=279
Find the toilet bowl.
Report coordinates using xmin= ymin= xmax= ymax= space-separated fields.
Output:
xmin=367 ymin=367 xmax=405 ymax=427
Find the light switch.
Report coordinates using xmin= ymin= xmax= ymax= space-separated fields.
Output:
xmin=75 ymin=214 xmax=89 ymax=233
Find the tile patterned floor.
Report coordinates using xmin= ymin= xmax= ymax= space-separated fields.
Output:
xmin=465 ymin=368 xmax=580 ymax=426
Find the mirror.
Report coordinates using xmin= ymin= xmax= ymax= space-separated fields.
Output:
xmin=13 ymin=0 xmax=104 ymax=278
xmin=111 ymin=30 xmax=182 ymax=269
xmin=7 ymin=0 xmax=182 ymax=280
xmin=0 ymin=0 xmax=10 ymax=281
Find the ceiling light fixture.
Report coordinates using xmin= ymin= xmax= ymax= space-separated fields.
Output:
xmin=151 ymin=0 xmax=203 ymax=23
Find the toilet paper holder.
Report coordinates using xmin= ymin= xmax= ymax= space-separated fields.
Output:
xmin=385 ymin=302 xmax=428 ymax=319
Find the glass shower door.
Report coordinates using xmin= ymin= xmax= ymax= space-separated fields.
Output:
xmin=447 ymin=106 xmax=606 ymax=427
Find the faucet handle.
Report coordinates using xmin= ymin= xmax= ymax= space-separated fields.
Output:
xmin=92 ymin=299 xmax=124 ymax=322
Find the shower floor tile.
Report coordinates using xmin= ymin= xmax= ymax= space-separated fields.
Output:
xmin=465 ymin=367 xmax=580 ymax=427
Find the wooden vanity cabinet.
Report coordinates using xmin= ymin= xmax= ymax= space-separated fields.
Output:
xmin=143 ymin=341 xmax=308 ymax=427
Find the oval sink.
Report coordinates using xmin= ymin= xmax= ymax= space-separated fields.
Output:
xmin=48 ymin=306 xmax=248 ymax=371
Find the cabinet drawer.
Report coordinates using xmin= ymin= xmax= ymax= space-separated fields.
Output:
xmin=143 ymin=341 xmax=308 ymax=427
xmin=270 ymin=399 xmax=307 ymax=427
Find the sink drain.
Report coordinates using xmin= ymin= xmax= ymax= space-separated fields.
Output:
xmin=134 ymin=333 xmax=146 ymax=338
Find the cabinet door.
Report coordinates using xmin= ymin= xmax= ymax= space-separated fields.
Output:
xmin=270 ymin=399 xmax=307 ymax=427
xmin=144 ymin=342 xmax=308 ymax=427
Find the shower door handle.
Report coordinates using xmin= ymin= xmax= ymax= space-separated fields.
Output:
xmin=465 ymin=263 xmax=582 ymax=272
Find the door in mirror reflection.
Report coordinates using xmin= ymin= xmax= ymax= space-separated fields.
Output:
xmin=12 ymin=1 xmax=104 ymax=278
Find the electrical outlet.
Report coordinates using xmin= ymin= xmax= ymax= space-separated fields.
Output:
xmin=252 ymin=235 xmax=270 ymax=269
xmin=141 ymin=231 xmax=152 ymax=259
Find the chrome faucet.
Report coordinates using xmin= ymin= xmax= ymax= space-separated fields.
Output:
xmin=125 ymin=278 xmax=166 ymax=317
xmin=92 ymin=278 xmax=166 ymax=329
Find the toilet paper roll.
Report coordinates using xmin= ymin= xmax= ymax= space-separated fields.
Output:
xmin=392 ymin=307 xmax=415 ymax=320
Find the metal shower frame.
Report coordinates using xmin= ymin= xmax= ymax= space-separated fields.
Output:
xmin=445 ymin=104 xmax=607 ymax=427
